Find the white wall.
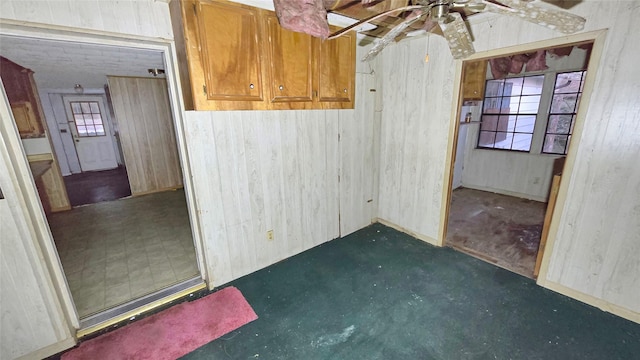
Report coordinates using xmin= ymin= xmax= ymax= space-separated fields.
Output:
xmin=184 ymin=51 xmax=377 ymax=286
xmin=378 ymin=1 xmax=640 ymax=320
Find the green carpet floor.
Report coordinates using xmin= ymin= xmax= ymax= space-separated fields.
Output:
xmin=182 ymin=223 xmax=639 ymax=359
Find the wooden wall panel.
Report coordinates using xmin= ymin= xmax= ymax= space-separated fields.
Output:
xmin=339 ymin=73 xmax=376 ymax=236
xmin=107 ymin=77 xmax=183 ymax=195
xmin=377 ymin=37 xmax=453 ymax=243
xmin=0 ymin=0 xmax=173 ymax=39
xmin=377 ymin=1 xmax=640 ymax=319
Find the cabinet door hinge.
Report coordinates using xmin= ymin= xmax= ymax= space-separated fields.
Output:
xmin=193 ymin=3 xmax=197 ymax=15
xmin=203 ymin=84 xmax=207 ymax=95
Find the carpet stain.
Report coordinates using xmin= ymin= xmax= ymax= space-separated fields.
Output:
xmin=311 ymin=325 xmax=355 ymax=348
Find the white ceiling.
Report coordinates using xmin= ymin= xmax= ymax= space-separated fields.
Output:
xmin=0 ymin=35 xmax=165 ymax=90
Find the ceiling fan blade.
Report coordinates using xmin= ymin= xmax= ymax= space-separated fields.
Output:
xmin=362 ymin=13 xmax=425 ymax=61
xmin=439 ymin=12 xmax=476 ymax=60
xmin=484 ymin=0 xmax=585 ymax=34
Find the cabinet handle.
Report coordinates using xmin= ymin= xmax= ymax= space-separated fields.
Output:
xmin=343 ymin=88 xmax=348 ymax=93
xmin=249 ymin=83 xmax=255 ymax=89
xmin=279 ymin=85 xmax=284 ymax=91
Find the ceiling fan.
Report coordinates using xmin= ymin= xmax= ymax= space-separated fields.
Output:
xmin=328 ymin=0 xmax=586 ymax=61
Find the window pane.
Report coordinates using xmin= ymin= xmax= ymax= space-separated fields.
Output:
xmin=502 ymin=97 xmax=519 ymax=114
xmin=543 ymin=134 xmax=568 ymax=154
xmin=515 ymin=115 xmax=536 ymax=133
xmin=485 ymin=80 xmax=504 ymax=97
xmin=483 ymin=100 xmax=501 ymax=113
xmin=74 ymin=114 xmax=84 ymax=125
xmin=90 ymin=102 xmax=100 ymax=113
xmin=478 ymin=131 xmax=496 ymax=147
xmin=86 ymin=125 xmax=96 ymax=135
xmin=95 ymin=125 xmax=105 ymax=136
xmin=92 ymin=114 xmax=103 ymax=124
xmin=504 ymin=77 xmax=523 ymax=96
xmin=519 ymin=95 xmax=541 ymax=113
xmin=522 ymin=75 xmax=544 ymax=95
xmin=555 ymin=71 xmax=584 ymax=94
xmin=547 ymin=114 xmax=573 ymax=134
xmin=77 ymin=125 xmax=87 ymax=135
xmin=83 ymin=114 xmax=93 ymax=123
xmin=551 ymin=94 xmax=578 ymax=113
xmin=72 ymin=102 xmax=82 ymax=114
xmin=512 ymin=133 xmax=533 ymax=151
xmin=497 ymin=115 xmax=514 ymax=133
xmin=81 ymin=102 xmax=91 ymax=113
xmin=481 ymin=115 xmax=498 ymax=131
xmin=494 ymin=132 xmax=513 ymax=149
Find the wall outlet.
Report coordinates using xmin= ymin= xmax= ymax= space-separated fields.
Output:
xmin=266 ymin=230 xmax=274 ymax=241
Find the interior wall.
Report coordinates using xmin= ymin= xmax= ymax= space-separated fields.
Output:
xmin=378 ymin=1 xmax=640 ymax=320
xmin=184 ymin=48 xmax=378 ymax=286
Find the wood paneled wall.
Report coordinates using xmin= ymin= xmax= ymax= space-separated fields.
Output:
xmin=184 ymin=70 xmax=376 ymax=286
xmin=377 ymin=36 xmax=454 ymax=243
xmin=0 ymin=0 xmax=172 ymax=39
xmin=108 ymin=77 xmax=183 ymax=195
xmin=377 ymin=1 xmax=640 ymax=319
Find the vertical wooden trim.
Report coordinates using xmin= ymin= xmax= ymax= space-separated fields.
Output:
xmin=534 ymin=174 xmax=561 ymax=277
xmin=438 ymin=59 xmax=464 ymax=247
xmin=536 ymin=29 xmax=609 ymax=284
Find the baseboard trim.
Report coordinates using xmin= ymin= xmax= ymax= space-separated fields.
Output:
xmin=538 ymin=279 xmax=640 ymax=324
xmin=461 ymin=184 xmax=548 ymax=203
xmin=375 ymin=218 xmax=439 ymax=246
xmin=18 ymin=336 xmax=76 ymax=360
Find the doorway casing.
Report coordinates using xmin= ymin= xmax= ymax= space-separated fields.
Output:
xmin=0 ymin=20 xmax=209 ymax=336
xmin=438 ymin=29 xmax=609 ymax=300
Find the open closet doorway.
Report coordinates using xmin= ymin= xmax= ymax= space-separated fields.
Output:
xmin=443 ymin=40 xmax=594 ymax=279
xmin=0 ymin=33 xmax=205 ymax=335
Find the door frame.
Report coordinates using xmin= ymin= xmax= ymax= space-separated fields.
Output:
xmin=438 ymin=30 xmax=607 ymax=283
xmin=0 ymin=21 xmax=210 ymax=334
xmin=62 ymin=94 xmax=118 ymax=172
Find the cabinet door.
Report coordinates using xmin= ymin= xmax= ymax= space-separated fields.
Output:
xmin=265 ymin=14 xmax=314 ymax=105
xmin=10 ymin=102 xmax=41 ymax=136
xmin=197 ymin=0 xmax=263 ymax=102
xmin=317 ymin=31 xmax=355 ymax=107
xmin=462 ymin=60 xmax=488 ymax=100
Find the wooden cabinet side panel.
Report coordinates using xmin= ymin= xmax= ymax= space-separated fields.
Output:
xmin=169 ymin=0 xmax=194 ymax=110
xmin=462 ymin=59 xmax=488 ymax=100
xmin=40 ymin=159 xmax=71 ymax=213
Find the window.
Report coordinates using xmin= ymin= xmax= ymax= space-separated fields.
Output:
xmin=478 ymin=75 xmax=544 ymax=151
xmin=70 ymin=101 xmax=106 ymax=137
xmin=542 ymin=71 xmax=586 ymax=155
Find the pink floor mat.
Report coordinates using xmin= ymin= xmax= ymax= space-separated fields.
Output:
xmin=63 ymin=286 xmax=258 ymax=360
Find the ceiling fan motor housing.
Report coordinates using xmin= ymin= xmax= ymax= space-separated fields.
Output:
xmin=431 ymin=0 xmax=452 ymax=21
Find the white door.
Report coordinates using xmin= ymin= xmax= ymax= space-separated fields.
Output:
xmin=63 ymin=96 xmax=118 ymax=172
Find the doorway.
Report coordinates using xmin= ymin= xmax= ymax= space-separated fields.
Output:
xmin=443 ymin=40 xmax=594 ymax=279
xmin=0 ymin=30 xmax=206 ymax=334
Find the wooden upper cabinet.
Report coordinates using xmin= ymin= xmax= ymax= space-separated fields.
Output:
xmin=264 ymin=13 xmax=314 ymax=106
xmin=170 ymin=0 xmax=355 ymax=111
xmin=197 ymin=1 xmax=263 ymax=103
xmin=462 ymin=59 xmax=488 ymax=100
xmin=317 ymin=32 xmax=355 ymax=107
xmin=1 ymin=56 xmax=45 ymax=137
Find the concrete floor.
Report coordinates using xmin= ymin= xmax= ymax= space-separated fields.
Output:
xmin=446 ymin=188 xmax=547 ymax=278
xmin=180 ymin=224 xmax=639 ymax=359
xmin=48 ymin=189 xmax=199 ymax=318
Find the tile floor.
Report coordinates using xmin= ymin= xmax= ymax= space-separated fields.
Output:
xmin=48 ymin=189 xmax=199 ymax=318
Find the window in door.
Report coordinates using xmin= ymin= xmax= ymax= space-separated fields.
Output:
xmin=478 ymin=75 xmax=544 ymax=152
xmin=70 ymin=101 xmax=106 ymax=137
xmin=542 ymin=70 xmax=586 ymax=155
